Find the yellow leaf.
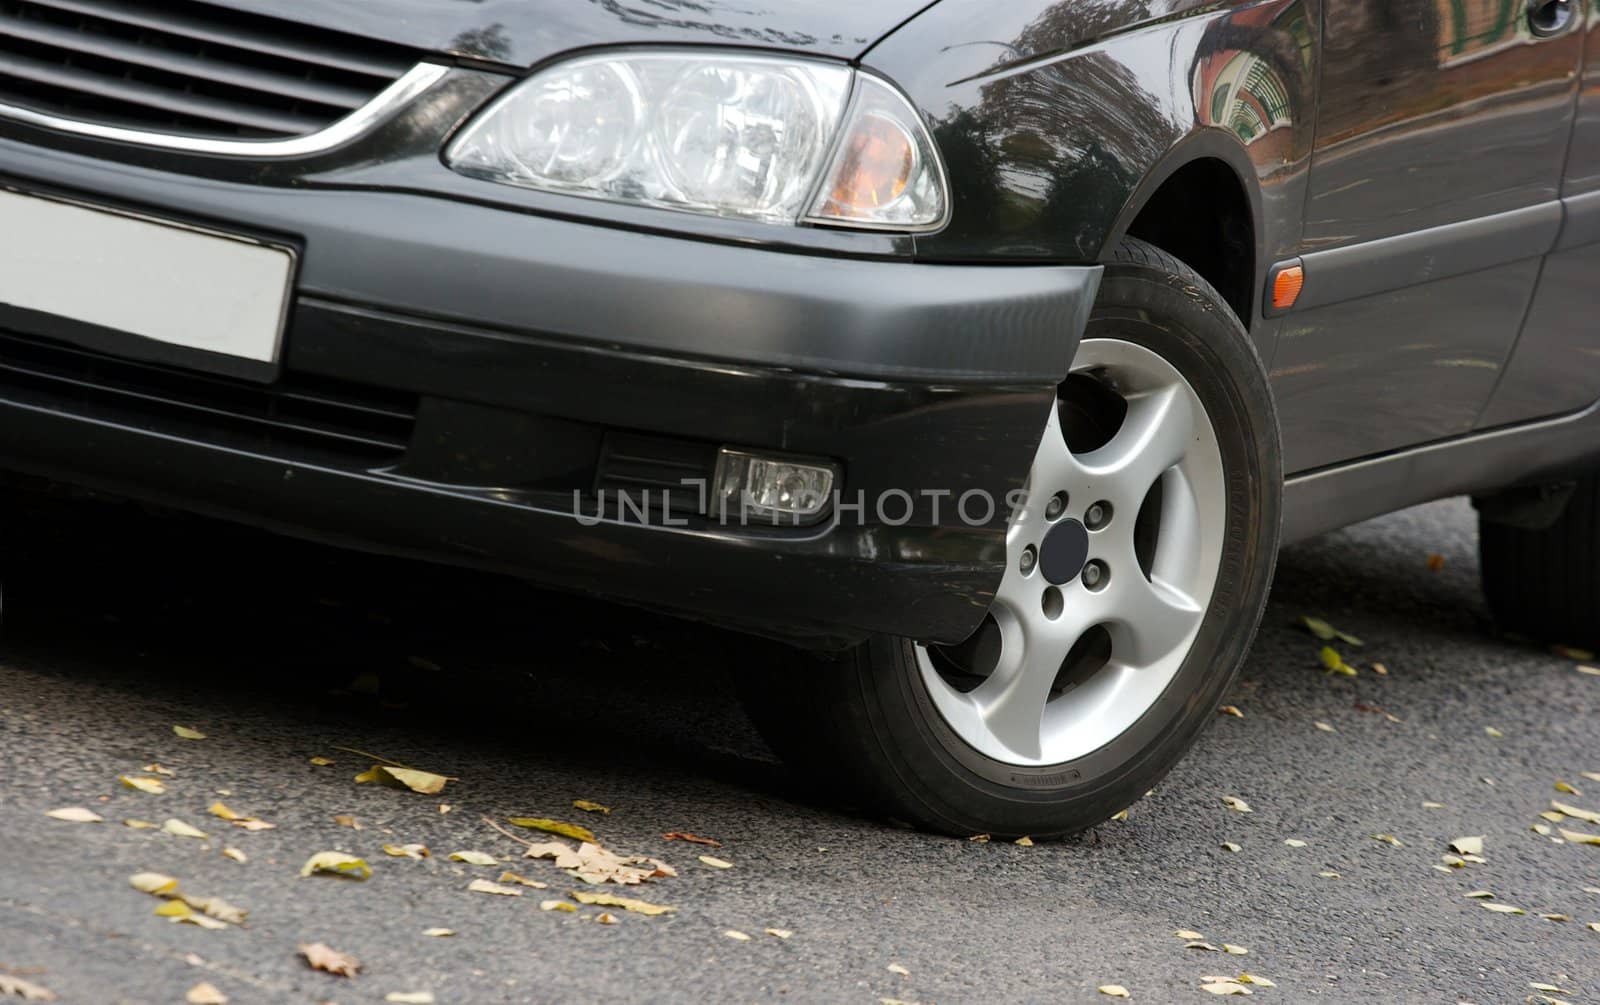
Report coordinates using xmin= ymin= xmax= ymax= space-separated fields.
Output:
xmin=299 ymin=943 xmax=360 ymax=977
xmin=1463 ymin=890 xmax=1494 ymax=899
xmin=448 ymin=850 xmax=497 ymax=866
xmin=570 ymin=890 xmax=675 ymax=915
xmin=1302 ymin=616 xmax=1362 ymax=645
xmin=1222 ymin=944 xmax=1248 ymax=955
xmin=300 ymin=852 xmax=372 ymax=880
xmin=383 ymin=843 xmax=430 ymax=859
xmin=497 ymin=871 xmax=547 ymax=889
xmin=1372 ymin=662 xmax=1389 ymax=675
xmin=968 ymin=833 xmax=991 ymax=842
xmin=1372 ymin=833 xmax=1403 ymax=847
xmin=173 ymin=726 xmax=206 ymax=740
xmin=1200 ymin=981 xmax=1252 ymax=996
xmin=467 ymin=879 xmax=522 ymax=896
xmin=1174 ymin=929 xmax=1205 ymax=939
xmin=385 ymin=992 xmax=435 ymax=1004
xmin=723 ymin=929 xmax=751 ymax=941
xmin=1559 ymin=828 xmax=1600 ymax=846
xmin=1110 ymin=810 xmax=1130 ymax=822
xmin=1480 ymin=902 xmax=1526 ymax=914
xmin=594 ymin=912 xmax=618 ymax=925
xmin=1556 ymin=781 xmax=1582 ymax=795
xmin=507 ymin=817 xmax=595 ymax=842
xmin=1449 ymin=836 xmax=1483 ymax=855
xmin=120 ymin=775 xmax=166 ymax=794
xmin=1218 ymin=705 xmax=1243 ymax=718
xmin=540 ymin=900 xmax=577 ymax=912
xmin=185 ymin=981 xmax=227 ymax=1005
xmin=309 ymin=756 xmax=334 ymax=766
xmin=232 ymin=818 xmax=275 ymax=831
xmin=1553 ymin=801 xmax=1600 ymax=825
xmin=1014 ymin=836 xmax=1034 ymax=847
xmin=1583 ymin=772 xmax=1600 ymax=782
xmin=1541 ymin=913 xmax=1571 ymax=922
xmin=1533 ymin=824 xmax=1553 ymax=835
xmin=1484 ymin=726 xmax=1504 ymax=738
xmin=141 ymin=764 xmax=174 ymax=776
xmin=1237 ymin=974 xmax=1276 ymax=987
xmin=1555 ymin=645 xmax=1597 ymax=660
xmin=154 ymin=899 xmax=192 ymax=917
xmin=124 ymin=819 xmax=159 ymax=829
xmin=1319 ymin=871 xmax=1340 ymax=878
xmin=1220 ymin=796 xmax=1252 ymax=813
xmin=422 ymin=928 xmax=454 ymax=937
xmin=207 ymin=802 xmax=242 ymax=821
xmin=1098 ymin=986 xmax=1131 ymax=998
xmin=162 ymin=818 xmax=208 ymax=839
xmin=572 ymin=800 xmax=611 ymax=814
xmin=1422 ymin=801 xmax=1444 ymax=809
xmin=698 ymin=855 xmax=734 ymax=869
xmin=333 ymin=814 xmax=360 ymax=830
xmin=45 ymin=807 xmax=102 ymax=823
xmin=222 ymin=848 xmax=247 ymax=863
xmin=1319 ymin=646 xmax=1357 ymax=675
xmin=173 ymin=913 xmax=227 ymax=930
xmin=1530 ymin=984 xmax=1572 ymax=994
xmin=130 ymin=872 xmax=180 ymax=896
xmin=182 ymin=894 xmax=247 ymax=925
xmin=765 ymin=928 xmax=794 ymax=939
xmin=353 ymin=768 xmax=381 ymax=784
xmin=369 ymin=766 xmax=450 ymax=795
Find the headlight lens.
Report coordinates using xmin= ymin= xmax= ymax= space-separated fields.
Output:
xmin=446 ymin=52 xmax=947 ymax=231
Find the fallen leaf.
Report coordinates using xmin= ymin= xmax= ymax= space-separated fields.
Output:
xmin=1014 ymin=836 xmax=1034 ymax=847
xmin=448 ymin=850 xmax=497 ymax=866
xmin=1097 ymin=986 xmax=1131 ymax=998
xmin=1218 ymin=705 xmax=1244 ymax=718
xmin=1542 ymin=811 xmax=1567 ymax=823
xmin=1186 ymin=942 xmax=1220 ymax=952
xmin=185 ymin=982 xmax=227 ymax=1005
xmin=1590 ymin=922 xmax=1600 ymax=933
xmin=1320 ymin=646 xmax=1358 ymax=676
xmin=1110 ymin=810 xmax=1130 ymax=822
xmin=1426 ymin=553 xmax=1445 ymax=572
xmin=723 ymin=929 xmax=751 ymax=941
xmin=0 ymin=975 xmax=57 ymax=1001
xmin=1285 ymin=839 xmax=1308 ymax=848
xmin=163 ymin=819 xmax=208 ymax=839
xmin=570 ymin=890 xmax=674 ymax=916
xmin=573 ymin=800 xmax=611 ymax=815
xmin=120 ymin=775 xmax=166 ymax=794
xmin=1422 ymin=801 xmax=1444 ymax=809
xmin=423 ymin=928 xmax=454 ymax=937
xmin=1314 ymin=721 xmax=1336 ymax=733
xmin=540 ymin=900 xmax=577 ymax=912
xmin=44 ymin=807 xmax=102 ymax=823
xmin=173 ymin=726 xmax=206 ymax=740
xmin=524 ymin=840 xmax=674 ymax=885
xmin=1222 ymin=944 xmax=1248 ymax=955
xmin=1372 ymin=662 xmax=1389 ymax=675
xmin=968 ymin=833 xmax=991 ymax=843
xmin=594 ymin=912 xmax=618 ymax=925
xmin=173 ymin=913 xmax=228 ymax=930
xmin=497 ymin=871 xmax=547 ymax=889
xmin=182 ymin=894 xmax=247 ymax=925
xmin=1554 ymin=645 xmax=1596 ymax=661
xmin=300 ymin=852 xmax=372 ymax=880
xmin=1449 ymin=836 xmax=1483 ymax=855
xmin=1556 ymin=780 xmax=1583 ymax=795
xmin=439 ymin=804 xmax=452 ymax=814
xmin=1174 ymin=929 xmax=1206 ymax=939
xmin=1237 ymin=974 xmax=1276 ymax=987
xmin=1553 ymin=801 xmax=1600 ymax=824
xmin=222 ymin=848 xmax=247 ymax=863
xmin=333 ymin=815 xmax=361 ymax=830
xmin=300 ymin=943 xmax=359 ymax=977
xmin=508 ymin=817 xmax=595 ymax=842
xmin=1200 ymin=981 xmax=1251 ymax=996
xmin=887 ymin=963 xmax=911 ymax=976
xmin=1318 ymin=871 xmax=1340 ymax=878
xmin=309 ymin=756 xmax=335 ymax=766
xmin=353 ymin=768 xmax=381 ymax=784
xmin=370 ymin=766 xmax=450 ymax=795
xmin=1485 ymin=726 xmax=1504 ymax=738
xmin=130 ymin=872 xmax=179 ymax=896
xmin=698 ymin=855 xmax=734 ymax=869
xmin=385 ymin=992 xmax=434 ymax=1004
xmin=1541 ymin=913 xmax=1571 ymax=922
xmin=1559 ymin=828 xmax=1600 ymax=846
xmin=1220 ymin=796 xmax=1251 ymax=814
xmin=661 ymin=832 xmax=722 ymax=848
xmin=1463 ymin=890 xmax=1494 ymax=899
xmin=155 ymin=899 xmax=192 ymax=918
xmin=232 ymin=818 xmax=275 ymax=832
xmin=124 ymin=819 xmax=159 ymax=829
xmin=1302 ymin=616 xmax=1362 ymax=645
xmin=468 ymin=879 xmax=522 ymax=897
xmin=1530 ymin=984 xmax=1572 ymax=995
xmin=1481 ymin=903 xmax=1526 ymax=914
xmin=766 ymin=928 xmax=793 ymax=939
xmin=383 ymin=844 xmax=431 ymax=859
xmin=1372 ymin=833 xmax=1403 ymax=847
xmin=1533 ymin=824 xmax=1554 ymax=836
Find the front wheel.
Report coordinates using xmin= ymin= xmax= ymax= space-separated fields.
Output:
xmin=742 ymin=240 xmax=1282 ymax=838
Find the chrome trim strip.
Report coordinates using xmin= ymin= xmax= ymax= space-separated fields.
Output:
xmin=0 ymin=62 xmax=449 ymax=158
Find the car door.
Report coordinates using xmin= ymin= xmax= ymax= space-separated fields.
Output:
xmin=1478 ymin=5 xmax=1600 ymax=428
xmin=1271 ymin=0 xmax=1582 ymax=474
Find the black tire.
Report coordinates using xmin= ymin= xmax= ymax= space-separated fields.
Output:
xmin=740 ymin=238 xmax=1282 ymax=838
xmin=1480 ymin=475 xmax=1600 ymax=649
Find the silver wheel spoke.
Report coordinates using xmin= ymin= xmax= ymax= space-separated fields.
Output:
xmin=971 ymin=594 xmax=1101 ymax=761
xmin=1080 ymin=385 xmax=1193 ymax=503
xmin=1106 ymin=572 xmax=1204 ymax=667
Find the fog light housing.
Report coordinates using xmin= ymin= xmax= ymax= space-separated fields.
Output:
xmin=712 ymin=448 xmax=837 ymax=524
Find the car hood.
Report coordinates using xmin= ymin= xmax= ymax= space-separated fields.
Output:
xmin=199 ymin=0 xmax=938 ymax=67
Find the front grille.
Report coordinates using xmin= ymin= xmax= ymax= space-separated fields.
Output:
xmin=595 ymin=432 xmax=718 ymax=515
xmin=0 ymin=330 xmax=418 ymax=465
xmin=0 ymin=0 xmax=417 ymax=139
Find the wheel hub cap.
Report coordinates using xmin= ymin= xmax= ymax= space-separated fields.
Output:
xmin=916 ymin=338 xmax=1227 ymax=767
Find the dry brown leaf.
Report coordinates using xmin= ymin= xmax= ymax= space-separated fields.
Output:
xmin=163 ymin=819 xmax=208 ymax=840
xmin=723 ymin=929 xmax=751 ymax=941
xmin=1559 ymin=828 xmax=1600 ymax=846
xmin=570 ymin=889 xmax=674 ymax=915
xmin=1480 ymin=902 xmax=1526 ymax=914
xmin=185 ymin=982 xmax=227 ymax=1005
xmin=1220 ymin=796 xmax=1252 ymax=813
xmin=222 ymin=848 xmax=247 ymax=863
xmin=1284 ymin=839 xmax=1307 ymax=848
xmin=1448 ymin=836 xmax=1483 ymax=855
xmin=1553 ymin=801 xmax=1600 ymax=825
xmin=423 ymin=928 xmax=454 ymax=937
xmin=300 ymin=852 xmax=372 ymax=880
xmin=1372 ymin=833 xmax=1403 ymax=847
xmin=130 ymin=872 xmax=180 ymax=896
xmin=333 ymin=815 xmax=360 ymax=830
xmin=698 ymin=855 xmax=734 ymax=869
xmin=173 ymin=726 xmax=206 ymax=740
xmin=300 ymin=943 xmax=360 ymax=977
xmin=172 ymin=912 xmax=228 ymax=930
xmin=44 ymin=807 xmax=102 ymax=823
xmin=573 ymin=800 xmax=611 ymax=814
xmin=1174 ymin=929 xmax=1206 ymax=939
xmin=124 ymin=819 xmax=159 ymax=829
xmin=370 ymin=766 xmax=450 ymax=795
xmin=385 ymin=992 xmax=435 ymax=1004
xmin=1200 ymin=981 xmax=1251 ymax=996
xmin=968 ymin=833 xmax=991 ymax=843
xmin=383 ymin=844 xmax=430 ymax=859
xmin=661 ymin=832 xmax=722 ymax=848
xmin=232 ymin=818 xmax=275 ymax=831
xmin=594 ymin=912 xmax=618 ymax=925
xmin=0 ymin=975 xmax=57 ymax=1001
xmin=182 ymin=894 xmax=247 ymax=925
xmin=120 ymin=775 xmax=166 ymax=795
xmin=309 ymin=756 xmax=334 ymax=766
xmin=448 ymin=850 xmax=497 ymax=866
xmin=1426 ymin=553 xmax=1445 ymax=572
xmin=1014 ymin=836 xmax=1035 ymax=847
xmin=467 ymin=879 xmax=522 ymax=897
xmin=1319 ymin=871 xmax=1340 ymax=878
xmin=497 ymin=871 xmax=547 ymax=889
xmin=887 ymin=963 xmax=911 ymax=976
xmin=1218 ymin=705 xmax=1244 ymax=718
xmin=1222 ymin=944 xmax=1248 ymax=955
xmin=207 ymin=802 xmax=242 ymax=821
xmin=1098 ymin=986 xmax=1131 ymax=998
xmin=525 ymin=841 xmax=673 ymax=885
xmin=1314 ymin=721 xmax=1336 ymax=733
xmin=1110 ymin=809 xmax=1130 ymax=822
xmin=1220 ymin=842 xmax=1241 ymax=852
xmin=1186 ymin=941 xmax=1220 ymax=952
xmin=766 ymin=928 xmax=794 ymax=939
xmin=540 ymin=900 xmax=577 ymax=912
xmin=508 ymin=817 xmax=596 ymax=842
xmin=1541 ymin=913 xmax=1571 ymax=922
xmin=1372 ymin=662 xmax=1389 ymax=675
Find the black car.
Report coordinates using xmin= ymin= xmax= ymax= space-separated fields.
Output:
xmin=1 ymin=0 xmax=1596 ymax=838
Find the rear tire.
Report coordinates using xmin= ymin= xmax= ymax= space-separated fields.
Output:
xmin=741 ymin=239 xmax=1282 ymax=838
xmin=1480 ymin=474 xmax=1600 ymax=649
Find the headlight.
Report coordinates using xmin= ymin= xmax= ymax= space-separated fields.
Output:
xmin=445 ymin=51 xmax=948 ymax=231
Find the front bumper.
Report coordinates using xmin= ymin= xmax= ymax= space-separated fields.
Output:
xmin=0 ymin=131 xmax=1101 ymax=647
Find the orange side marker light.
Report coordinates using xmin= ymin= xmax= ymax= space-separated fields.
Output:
xmin=1272 ymin=264 xmax=1304 ymax=311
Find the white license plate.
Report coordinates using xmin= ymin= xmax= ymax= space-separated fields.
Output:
xmin=0 ymin=188 xmax=293 ymax=366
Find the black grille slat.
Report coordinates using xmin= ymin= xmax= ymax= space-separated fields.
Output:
xmin=0 ymin=331 xmax=418 ymax=464
xmin=0 ymin=0 xmax=418 ymax=141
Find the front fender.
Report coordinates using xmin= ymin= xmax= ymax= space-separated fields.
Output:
xmin=869 ymin=0 xmax=1319 ymax=271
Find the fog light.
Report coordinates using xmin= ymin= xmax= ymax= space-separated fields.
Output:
xmin=713 ymin=448 xmax=837 ymax=523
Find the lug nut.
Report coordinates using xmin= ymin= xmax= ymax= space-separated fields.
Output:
xmin=1020 ymin=545 xmax=1037 ymax=575
xmin=1045 ymin=492 xmax=1067 ymax=520
xmin=1085 ymin=501 xmax=1113 ymax=530
xmin=1082 ymin=560 xmax=1109 ymax=590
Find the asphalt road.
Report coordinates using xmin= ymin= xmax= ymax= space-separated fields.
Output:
xmin=1 ymin=489 xmax=1598 ymax=1004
